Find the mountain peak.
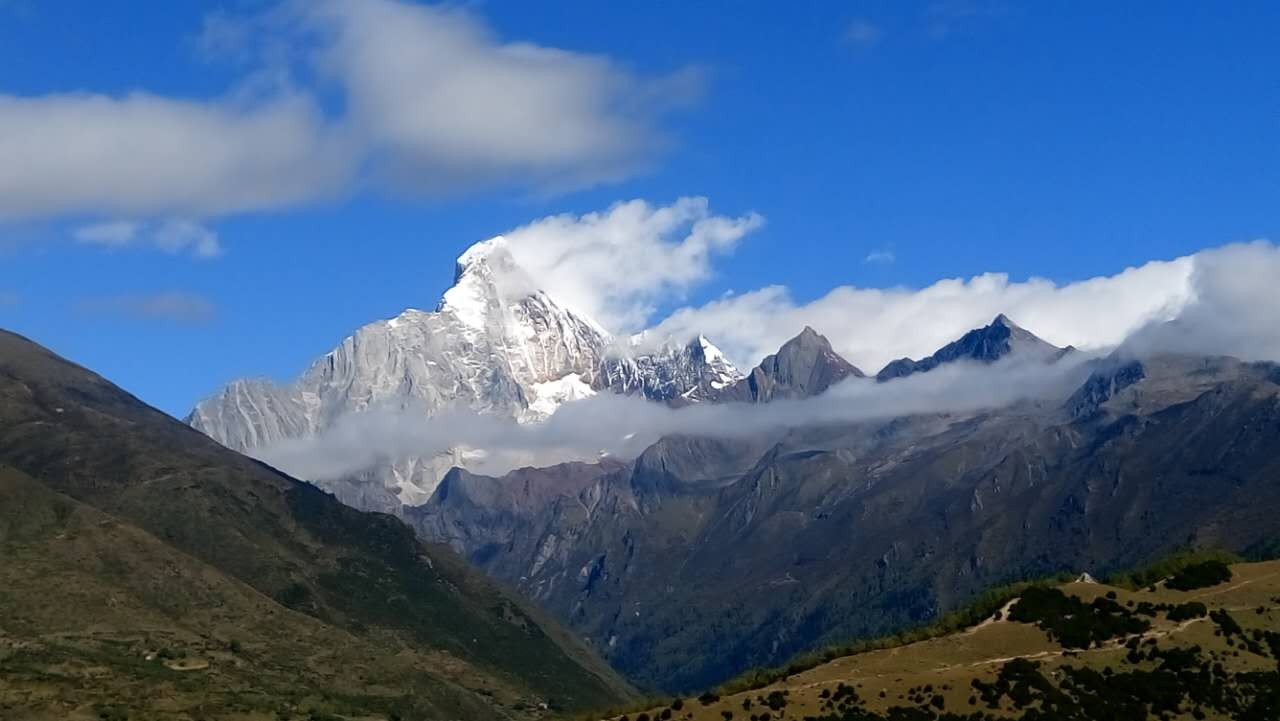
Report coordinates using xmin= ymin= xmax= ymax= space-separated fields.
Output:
xmin=595 ymin=333 xmax=743 ymax=404
xmin=876 ymin=314 xmax=1065 ymax=381
xmin=191 ymin=234 xmax=615 ymax=503
xmin=716 ymin=326 xmax=865 ymax=402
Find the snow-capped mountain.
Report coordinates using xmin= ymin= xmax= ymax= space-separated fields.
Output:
xmin=595 ymin=334 xmax=742 ymax=404
xmin=187 ymin=236 xmax=737 ymax=507
xmin=188 ymin=237 xmax=613 ymax=506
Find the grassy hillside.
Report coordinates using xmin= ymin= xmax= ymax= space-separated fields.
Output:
xmin=0 ymin=329 xmax=633 ymax=720
xmin=595 ymin=559 xmax=1280 ymax=720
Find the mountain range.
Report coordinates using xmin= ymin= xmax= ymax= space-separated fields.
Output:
xmin=408 ymin=338 xmax=1280 ymax=692
xmin=184 ymin=239 xmax=1280 ymax=695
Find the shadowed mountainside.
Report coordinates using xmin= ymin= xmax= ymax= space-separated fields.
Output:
xmin=409 ymin=328 xmax=1280 ymax=692
xmin=0 ymin=329 xmax=633 ymax=720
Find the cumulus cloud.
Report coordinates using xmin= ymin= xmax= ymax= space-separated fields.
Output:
xmin=0 ymin=0 xmax=696 ymax=233
xmin=497 ymin=197 xmax=764 ymax=330
xmin=74 ymin=219 xmax=223 ymax=259
xmin=647 ymin=254 xmax=1195 ymax=374
xmin=0 ymin=92 xmax=348 ymax=221
xmin=299 ymin=0 xmax=700 ymax=193
xmin=1123 ymin=241 xmax=1280 ymax=362
xmin=255 ymin=350 xmax=1097 ymax=482
xmin=74 ymin=292 xmax=217 ymax=324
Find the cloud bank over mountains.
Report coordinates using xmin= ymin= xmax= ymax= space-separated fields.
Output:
xmin=648 ymin=252 xmax=1197 ymax=373
xmin=257 ymin=349 xmax=1099 ymax=482
xmin=0 ymin=0 xmax=697 ymax=226
xmin=251 ymin=191 xmax=1280 ymax=484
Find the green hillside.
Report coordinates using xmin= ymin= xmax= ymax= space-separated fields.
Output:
xmin=0 ymin=329 xmax=633 ymax=720
xmin=598 ymin=559 xmax=1280 ymax=720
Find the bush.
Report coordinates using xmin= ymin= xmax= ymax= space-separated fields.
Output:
xmin=1108 ymin=548 xmax=1240 ymax=590
xmin=1009 ymin=587 xmax=1149 ymax=648
xmin=1166 ymin=560 xmax=1233 ymax=591
xmin=1167 ymin=602 xmax=1208 ymax=622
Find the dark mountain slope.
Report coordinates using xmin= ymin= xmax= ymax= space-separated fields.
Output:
xmin=876 ymin=314 xmax=1069 ymax=381
xmin=0 ymin=329 xmax=632 ymax=719
xmin=715 ymin=327 xmax=864 ymax=402
xmin=0 ymin=464 xmax=509 ymax=720
xmin=411 ymin=351 xmax=1280 ymax=692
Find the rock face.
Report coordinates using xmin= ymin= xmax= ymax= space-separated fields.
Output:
xmin=188 ymin=236 xmax=750 ymax=507
xmin=188 ymin=237 xmax=615 ymax=505
xmin=715 ymin=326 xmax=864 ymax=402
xmin=876 ymin=314 xmax=1069 ymax=381
xmin=594 ymin=335 xmax=742 ymax=404
xmin=408 ymin=332 xmax=1280 ymax=692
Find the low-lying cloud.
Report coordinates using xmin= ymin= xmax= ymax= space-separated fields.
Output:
xmin=253 ymin=240 xmax=1280 ymax=485
xmin=255 ymin=351 xmax=1096 ymax=483
xmin=648 ymin=252 xmax=1196 ymax=374
xmin=1122 ymin=242 xmax=1280 ymax=362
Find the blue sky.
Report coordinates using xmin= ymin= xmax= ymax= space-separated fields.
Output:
xmin=1 ymin=0 xmax=1277 ymax=416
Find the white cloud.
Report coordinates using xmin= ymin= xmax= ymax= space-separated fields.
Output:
xmin=300 ymin=0 xmax=699 ymax=193
xmin=73 ymin=219 xmax=223 ymax=259
xmin=0 ymin=0 xmax=697 ymax=231
xmin=254 ymin=240 xmax=1280 ymax=484
xmin=154 ymin=220 xmax=223 ymax=259
xmin=255 ymin=351 xmax=1097 ymax=482
xmin=498 ymin=197 xmax=763 ymax=330
xmin=73 ymin=221 xmax=142 ymax=247
xmin=74 ymin=292 xmax=218 ymax=324
xmin=1124 ymin=241 xmax=1280 ymax=362
xmin=647 ymin=254 xmax=1196 ymax=374
xmin=864 ymin=249 xmax=896 ymax=264
xmin=0 ymin=92 xmax=348 ymax=221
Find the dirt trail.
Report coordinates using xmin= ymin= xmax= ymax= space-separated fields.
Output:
xmin=963 ymin=599 xmax=1019 ymax=636
xmin=1191 ymin=570 xmax=1280 ymax=599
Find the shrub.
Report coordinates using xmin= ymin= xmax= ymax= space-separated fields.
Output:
xmin=1166 ymin=560 xmax=1233 ymax=591
xmin=1167 ymin=602 xmax=1208 ymax=622
xmin=1108 ymin=548 xmax=1240 ymax=590
xmin=1009 ymin=587 xmax=1149 ymax=648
